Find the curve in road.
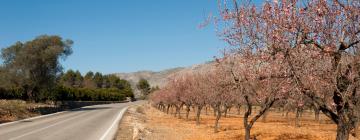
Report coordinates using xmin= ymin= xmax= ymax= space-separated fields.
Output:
xmin=0 ymin=101 xmax=143 ymax=140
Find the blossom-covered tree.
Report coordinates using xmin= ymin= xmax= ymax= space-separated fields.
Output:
xmin=217 ymin=0 xmax=360 ymax=139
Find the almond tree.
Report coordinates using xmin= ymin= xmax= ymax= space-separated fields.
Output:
xmin=178 ymin=72 xmax=197 ymax=120
xmin=220 ymin=53 xmax=290 ymax=140
xmin=217 ymin=0 xmax=360 ymax=139
xmin=191 ymin=72 xmax=210 ymax=125
xmin=167 ymin=77 xmax=186 ymax=118
xmin=206 ymin=66 xmax=234 ymax=132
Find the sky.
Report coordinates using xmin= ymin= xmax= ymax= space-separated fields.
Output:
xmin=0 ymin=0 xmax=229 ymax=74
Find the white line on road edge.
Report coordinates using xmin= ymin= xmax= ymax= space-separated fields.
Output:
xmin=99 ymin=106 xmax=130 ymax=140
xmin=9 ymin=110 xmax=92 ymax=140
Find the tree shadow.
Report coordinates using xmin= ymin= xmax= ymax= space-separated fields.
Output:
xmin=70 ymin=107 xmax=112 ymax=112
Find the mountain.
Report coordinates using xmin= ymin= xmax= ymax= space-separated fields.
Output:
xmin=114 ymin=67 xmax=185 ymax=88
xmin=113 ymin=62 xmax=214 ymax=97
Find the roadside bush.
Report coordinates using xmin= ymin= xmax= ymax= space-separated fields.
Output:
xmin=53 ymin=86 xmax=128 ymax=101
xmin=0 ymin=88 xmax=26 ymax=100
xmin=0 ymin=86 xmax=132 ymax=102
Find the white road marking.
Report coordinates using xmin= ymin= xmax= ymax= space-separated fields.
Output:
xmin=99 ymin=106 xmax=129 ymax=140
xmin=9 ymin=110 xmax=92 ymax=140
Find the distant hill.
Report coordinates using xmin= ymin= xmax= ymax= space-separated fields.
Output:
xmin=113 ymin=62 xmax=214 ymax=97
xmin=114 ymin=67 xmax=185 ymax=88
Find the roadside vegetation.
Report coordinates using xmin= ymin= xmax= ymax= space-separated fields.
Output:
xmin=0 ymin=35 xmax=134 ymax=123
xmin=137 ymin=78 xmax=157 ymax=99
xmin=150 ymin=0 xmax=360 ymax=140
xmin=0 ymin=35 xmax=133 ymax=102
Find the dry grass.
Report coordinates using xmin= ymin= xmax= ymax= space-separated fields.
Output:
xmin=119 ymin=104 xmax=360 ymax=140
xmin=0 ymin=100 xmax=56 ymax=123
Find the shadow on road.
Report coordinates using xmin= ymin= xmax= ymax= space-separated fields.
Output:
xmin=71 ymin=107 xmax=112 ymax=112
xmin=19 ymin=120 xmax=32 ymax=123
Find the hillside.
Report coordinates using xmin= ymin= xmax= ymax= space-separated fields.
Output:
xmin=113 ymin=67 xmax=184 ymax=97
xmin=114 ymin=67 xmax=184 ymax=88
xmin=113 ymin=62 xmax=213 ymax=97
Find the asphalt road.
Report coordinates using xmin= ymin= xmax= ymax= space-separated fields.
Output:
xmin=0 ymin=101 xmax=143 ymax=140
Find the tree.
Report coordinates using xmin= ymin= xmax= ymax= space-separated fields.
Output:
xmin=191 ymin=72 xmax=209 ymax=125
xmin=60 ymin=69 xmax=76 ymax=87
xmin=137 ymin=78 xmax=151 ymax=97
xmin=104 ymin=74 xmax=134 ymax=98
xmin=93 ymin=72 xmax=103 ymax=88
xmin=217 ymin=0 xmax=360 ymax=139
xmin=83 ymin=71 xmax=97 ymax=89
xmin=107 ymin=75 xmax=120 ymax=88
xmin=205 ymin=65 xmax=235 ymax=132
xmin=102 ymin=75 xmax=111 ymax=88
xmin=1 ymin=35 xmax=73 ymax=101
xmin=74 ymin=70 xmax=83 ymax=88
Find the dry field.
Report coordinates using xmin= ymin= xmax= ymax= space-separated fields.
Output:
xmin=117 ymin=103 xmax=360 ymax=140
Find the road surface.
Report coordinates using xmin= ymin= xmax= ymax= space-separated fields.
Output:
xmin=0 ymin=101 xmax=143 ymax=140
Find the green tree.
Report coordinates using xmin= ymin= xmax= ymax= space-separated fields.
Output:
xmin=136 ymin=78 xmax=150 ymax=97
xmin=60 ymin=69 xmax=76 ymax=87
xmin=107 ymin=75 xmax=120 ymax=88
xmin=102 ymin=75 xmax=111 ymax=88
xmin=74 ymin=70 xmax=83 ymax=88
xmin=118 ymin=79 xmax=134 ymax=98
xmin=83 ymin=71 xmax=96 ymax=89
xmin=1 ymin=35 xmax=72 ymax=101
xmin=93 ymin=72 xmax=103 ymax=88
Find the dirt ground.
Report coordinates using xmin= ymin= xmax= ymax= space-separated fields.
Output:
xmin=116 ymin=103 xmax=359 ymax=140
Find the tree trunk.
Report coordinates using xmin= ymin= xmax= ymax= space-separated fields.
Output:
xmin=205 ymin=106 xmax=208 ymax=115
xmin=242 ymin=96 xmax=277 ymax=140
xmin=336 ymin=121 xmax=350 ymax=140
xmin=166 ymin=105 xmax=170 ymax=114
xmin=224 ymin=106 xmax=228 ymax=117
xmin=186 ymin=105 xmax=191 ymax=120
xmin=174 ymin=105 xmax=181 ymax=118
xmin=243 ymin=100 xmax=252 ymax=140
xmin=212 ymin=105 xmax=217 ymax=117
xmin=245 ymin=126 xmax=251 ymax=140
xmin=214 ymin=104 xmax=221 ymax=133
xmin=174 ymin=107 xmax=178 ymax=117
xmin=177 ymin=107 xmax=181 ymax=118
xmin=196 ymin=106 xmax=203 ymax=125
xmin=237 ymin=104 xmax=241 ymax=115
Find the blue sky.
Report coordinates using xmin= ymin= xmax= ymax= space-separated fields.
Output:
xmin=0 ymin=0 xmax=228 ymax=74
